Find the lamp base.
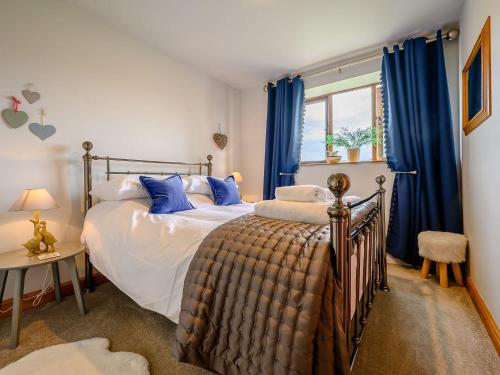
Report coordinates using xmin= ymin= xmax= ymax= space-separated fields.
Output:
xmin=22 ymin=212 xmax=57 ymax=257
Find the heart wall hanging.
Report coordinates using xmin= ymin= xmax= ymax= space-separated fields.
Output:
xmin=213 ymin=123 xmax=228 ymax=150
xmin=29 ymin=109 xmax=56 ymax=141
xmin=2 ymin=96 xmax=29 ymax=128
xmin=22 ymin=89 xmax=41 ymax=104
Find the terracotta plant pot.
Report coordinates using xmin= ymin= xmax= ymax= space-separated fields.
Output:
xmin=326 ymin=155 xmax=341 ymax=164
xmin=347 ymin=148 xmax=360 ymax=162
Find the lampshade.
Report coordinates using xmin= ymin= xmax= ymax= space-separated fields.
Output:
xmin=230 ymin=171 xmax=243 ymax=183
xmin=10 ymin=188 xmax=59 ymax=212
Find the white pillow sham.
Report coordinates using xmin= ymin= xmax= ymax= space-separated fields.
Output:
xmin=91 ymin=175 xmax=222 ymax=202
xmin=183 ymin=175 xmax=213 ymax=196
xmin=187 ymin=193 xmax=214 ymax=208
xmin=89 ymin=176 xmax=149 ymax=201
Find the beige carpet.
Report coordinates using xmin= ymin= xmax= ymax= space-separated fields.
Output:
xmin=0 ymin=264 xmax=498 ymax=374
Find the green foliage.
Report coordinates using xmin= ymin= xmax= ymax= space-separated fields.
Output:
xmin=332 ymin=127 xmax=381 ymax=149
xmin=325 ymin=134 xmax=334 ymax=145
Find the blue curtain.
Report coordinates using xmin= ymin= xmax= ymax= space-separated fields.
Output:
xmin=263 ymin=76 xmax=304 ymax=200
xmin=381 ymin=30 xmax=462 ymax=266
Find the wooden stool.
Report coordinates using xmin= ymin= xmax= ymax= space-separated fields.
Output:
xmin=417 ymin=231 xmax=467 ymax=288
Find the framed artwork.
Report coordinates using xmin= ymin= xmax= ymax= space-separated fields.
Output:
xmin=462 ymin=16 xmax=491 ymax=135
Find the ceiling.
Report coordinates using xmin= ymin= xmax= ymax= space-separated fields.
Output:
xmin=66 ymin=0 xmax=464 ymax=89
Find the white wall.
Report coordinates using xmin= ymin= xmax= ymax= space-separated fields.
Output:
xmin=0 ymin=0 xmax=240 ymax=299
xmin=240 ymin=88 xmax=268 ymax=200
xmin=239 ymin=40 xmax=460 ymax=223
xmin=460 ymin=0 xmax=500 ymax=322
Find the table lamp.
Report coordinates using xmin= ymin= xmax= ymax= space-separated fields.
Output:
xmin=230 ymin=171 xmax=243 ymax=183
xmin=230 ymin=172 xmax=243 ymax=200
xmin=10 ymin=188 xmax=59 ymax=256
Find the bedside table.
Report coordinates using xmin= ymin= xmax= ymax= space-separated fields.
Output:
xmin=0 ymin=242 xmax=87 ymax=349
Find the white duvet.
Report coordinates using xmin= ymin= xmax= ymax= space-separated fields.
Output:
xmin=81 ymin=196 xmax=255 ymax=323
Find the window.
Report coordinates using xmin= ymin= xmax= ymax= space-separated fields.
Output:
xmin=301 ymin=99 xmax=327 ymax=162
xmin=301 ymin=83 xmax=384 ymax=163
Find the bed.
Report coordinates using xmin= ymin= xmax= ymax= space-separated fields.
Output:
xmin=82 ymin=197 xmax=256 ymax=322
xmin=80 ymin=141 xmax=389 ymax=374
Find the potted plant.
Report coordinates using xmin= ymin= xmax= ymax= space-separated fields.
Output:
xmin=332 ymin=127 xmax=381 ymax=162
xmin=325 ymin=134 xmax=341 ymax=164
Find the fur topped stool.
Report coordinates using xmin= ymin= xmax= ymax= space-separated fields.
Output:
xmin=418 ymin=231 xmax=467 ymax=288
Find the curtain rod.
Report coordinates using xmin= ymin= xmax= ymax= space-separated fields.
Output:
xmin=263 ymin=28 xmax=459 ymax=92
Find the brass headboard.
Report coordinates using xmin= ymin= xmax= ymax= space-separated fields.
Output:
xmin=82 ymin=141 xmax=213 ymax=215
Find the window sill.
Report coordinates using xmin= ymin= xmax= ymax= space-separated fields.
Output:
xmin=300 ymin=160 xmax=386 ymax=166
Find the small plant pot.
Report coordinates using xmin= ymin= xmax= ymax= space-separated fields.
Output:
xmin=327 ymin=155 xmax=342 ymax=164
xmin=347 ymin=148 xmax=360 ymax=162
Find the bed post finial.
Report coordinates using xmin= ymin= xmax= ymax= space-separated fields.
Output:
xmin=207 ymin=155 xmax=213 ymax=176
xmin=375 ymin=175 xmax=386 ymax=190
xmin=328 ymin=173 xmax=351 ymax=202
xmin=82 ymin=141 xmax=93 ymax=153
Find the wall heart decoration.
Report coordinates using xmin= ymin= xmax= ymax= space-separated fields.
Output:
xmin=213 ymin=123 xmax=227 ymax=150
xmin=213 ymin=133 xmax=228 ymax=150
xmin=29 ymin=109 xmax=56 ymax=140
xmin=29 ymin=123 xmax=56 ymax=140
xmin=2 ymin=109 xmax=29 ymax=128
xmin=22 ymin=89 xmax=41 ymax=104
xmin=2 ymin=96 xmax=28 ymax=128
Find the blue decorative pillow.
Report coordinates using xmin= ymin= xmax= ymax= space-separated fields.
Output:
xmin=207 ymin=176 xmax=241 ymax=206
xmin=139 ymin=175 xmax=194 ymax=214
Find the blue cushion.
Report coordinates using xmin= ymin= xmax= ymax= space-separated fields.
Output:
xmin=207 ymin=176 xmax=241 ymax=206
xmin=139 ymin=175 xmax=194 ymax=214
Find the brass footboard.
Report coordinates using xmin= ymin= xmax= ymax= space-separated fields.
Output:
xmin=327 ymin=173 xmax=388 ymax=368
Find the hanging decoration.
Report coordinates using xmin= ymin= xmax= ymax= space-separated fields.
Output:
xmin=212 ymin=123 xmax=228 ymax=150
xmin=22 ymin=89 xmax=41 ymax=104
xmin=2 ymin=96 xmax=29 ymax=128
xmin=29 ymin=109 xmax=56 ymax=140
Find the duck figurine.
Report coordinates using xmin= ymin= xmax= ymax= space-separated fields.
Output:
xmin=39 ymin=220 xmax=57 ymax=252
xmin=23 ymin=222 xmax=43 ymax=256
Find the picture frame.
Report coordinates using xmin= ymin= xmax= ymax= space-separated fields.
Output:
xmin=462 ymin=16 xmax=491 ymax=135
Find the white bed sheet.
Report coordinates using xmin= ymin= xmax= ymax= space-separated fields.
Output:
xmin=81 ymin=197 xmax=255 ymax=323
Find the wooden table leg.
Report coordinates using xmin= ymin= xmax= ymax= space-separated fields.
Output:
xmin=438 ymin=262 xmax=448 ymax=288
xmin=64 ymin=257 xmax=86 ymax=315
xmin=85 ymin=252 xmax=94 ymax=293
xmin=451 ymin=263 xmax=464 ymax=286
xmin=420 ymin=258 xmax=431 ymax=279
xmin=11 ymin=268 xmax=27 ymax=349
xmin=51 ymin=262 xmax=62 ymax=303
xmin=0 ymin=270 xmax=8 ymax=305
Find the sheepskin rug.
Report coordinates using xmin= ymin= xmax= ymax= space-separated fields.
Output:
xmin=1 ymin=338 xmax=150 ymax=375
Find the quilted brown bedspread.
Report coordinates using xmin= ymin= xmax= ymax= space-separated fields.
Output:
xmin=173 ymin=212 xmax=354 ymax=375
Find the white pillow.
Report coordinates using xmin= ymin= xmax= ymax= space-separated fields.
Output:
xmin=187 ymin=193 xmax=214 ymax=208
xmin=89 ymin=176 xmax=149 ymax=201
xmin=183 ymin=175 xmax=213 ymax=196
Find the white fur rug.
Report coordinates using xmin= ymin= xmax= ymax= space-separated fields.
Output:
xmin=1 ymin=338 xmax=150 ymax=375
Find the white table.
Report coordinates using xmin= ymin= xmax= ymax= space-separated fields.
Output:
xmin=0 ymin=242 xmax=87 ymax=348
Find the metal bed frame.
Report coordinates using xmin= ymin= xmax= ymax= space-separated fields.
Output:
xmin=81 ymin=140 xmax=388 ymax=371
